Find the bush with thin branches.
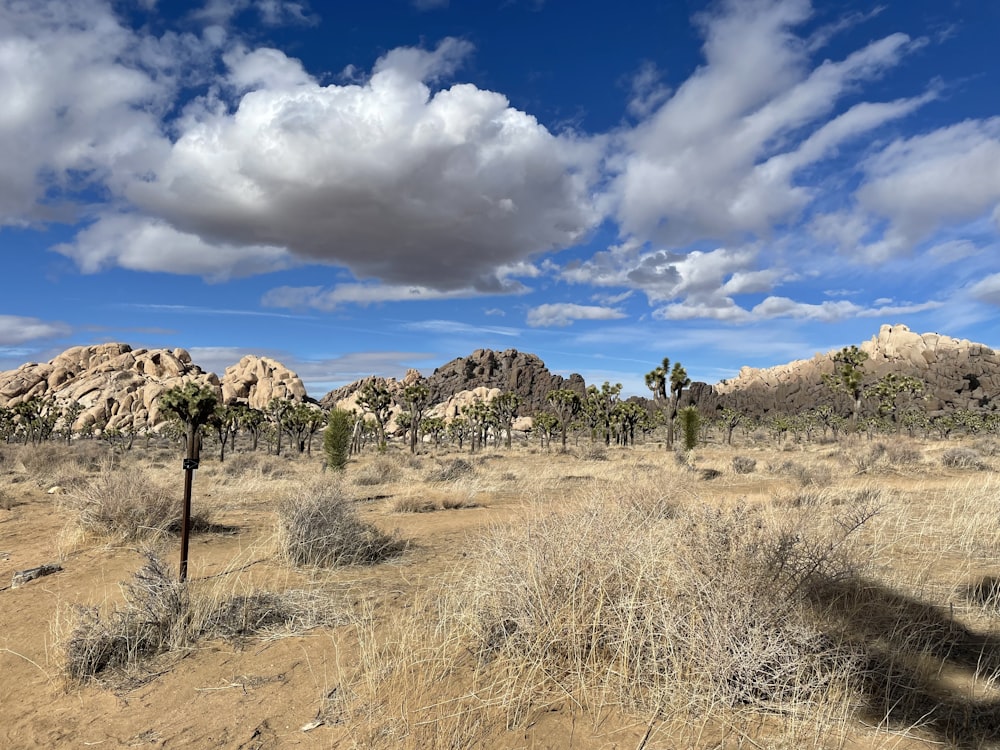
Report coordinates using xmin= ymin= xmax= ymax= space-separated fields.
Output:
xmin=66 ymin=461 xmax=175 ymax=541
xmin=277 ymin=481 xmax=405 ymax=567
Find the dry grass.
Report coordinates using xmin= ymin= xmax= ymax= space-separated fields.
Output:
xmin=276 ymin=479 xmax=406 ymax=567
xmin=28 ymin=435 xmax=1000 ymax=748
xmin=61 ymin=551 xmax=341 ymax=684
xmin=64 ymin=459 xmax=177 ymax=542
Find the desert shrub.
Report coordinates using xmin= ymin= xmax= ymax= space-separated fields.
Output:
xmin=461 ymin=499 xmax=872 ymax=714
xmin=885 ymin=443 xmax=921 ymax=466
xmin=324 ymin=408 xmax=353 ymax=471
xmin=974 ymin=438 xmax=1000 ymax=457
xmin=732 ymin=456 xmax=756 ymax=474
xmin=428 ymin=458 xmax=474 ymax=482
xmin=441 ymin=497 xmax=478 ymax=510
xmin=63 ymin=552 xmax=188 ymax=682
xmin=353 ymin=455 xmax=403 ymax=486
xmin=15 ymin=442 xmax=92 ymax=489
xmin=770 ymin=459 xmax=832 ymax=487
xmin=774 ymin=488 xmax=827 ymax=508
xmin=581 ymin=445 xmax=608 ymax=461
xmin=941 ymin=447 xmax=988 ymax=470
xmin=679 ymin=405 xmax=700 ymax=451
xmin=277 ymin=482 xmax=405 ymax=567
xmin=221 ymin=452 xmax=291 ymax=479
xmin=393 ymin=496 xmax=437 ymax=513
xmin=63 ymin=552 xmax=338 ymax=682
xmin=67 ymin=462 xmax=175 ymax=541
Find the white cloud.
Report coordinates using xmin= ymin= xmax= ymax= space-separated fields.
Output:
xmin=626 ymin=61 xmax=670 ymax=119
xmin=85 ymin=38 xmax=600 ymax=289
xmin=403 ymin=320 xmax=520 ymax=337
xmin=654 ymin=294 xmax=942 ymax=323
xmin=0 ymin=0 xmax=180 ymax=225
xmin=610 ymin=0 xmax=924 ymax=247
xmin=55 ymin=214 xmax=292 ymax=280
xmin=0 ymin=315 xmax=71 ymax=346
xmin=854 ymin=118 xmax=1000 ymax=258
xmin=563 ymin=244 xmax=789 ymax=317
xmin=526 ymin=303 xmax=627 ymax=327
xmin=969 ymin=274 xmax=1000 ymax=305
xmin=261 ymin=282 xmax=506 ymax=310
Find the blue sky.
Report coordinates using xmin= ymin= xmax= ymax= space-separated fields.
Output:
xmin=2 ymin=0 xmax=1000 ymax=398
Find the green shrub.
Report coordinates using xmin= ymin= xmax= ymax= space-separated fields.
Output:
xmin=324 ymin=409 xmax=353 ymax=472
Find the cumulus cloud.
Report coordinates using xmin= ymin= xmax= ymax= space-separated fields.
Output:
xmin=526 ymin=303 xmax=627 ymax=327
xmin=562 ymin=243 xmax=788 ymax=315
xmin=81 ymin=37 xmax=600 ymax=289
xmin=55 ymin=214 xmax=292 ymax=280
xmin=610 ymin=0 xmax=925 ymax=246
xmin=0 ymin=315 xmax=71 ymax=346
xmin=0 ymin=0 xmax=180 ymax=225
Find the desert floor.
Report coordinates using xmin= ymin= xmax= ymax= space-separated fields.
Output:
xmin=3 ymin=434 xmax=1000 ymax=749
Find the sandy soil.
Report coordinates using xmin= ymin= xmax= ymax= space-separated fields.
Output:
xmin=3 ymin=438 xmax=999 ymax=749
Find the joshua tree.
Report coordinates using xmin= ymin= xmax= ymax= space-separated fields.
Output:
xmin=719 ymin=407 xmax=742 ymax=446
xmin=60 ymin=400 xmax=85 ymax=443
xmin=208 ymin=403 xmax=240 ymax=462
xmin=398 ymin=381 xmax=431 ymax=454
xmin=421 ymin=416 xmax=446 ymax=446
xmin=461 ymin=399 xmax=491 ymax=453
xmin=547 ymin=388 xmax=581 ymax=449
xmin=356 ymin=381 xmax=394 ymax=451
xmin=866 ymin=373 xmax=924 ymax=430
xmin=265 ymin=397 xmax=292 ymax=456
xmin=666 ymin=362 xmax=691 ymax=449
xmin=158 ymin=381 xmax=218 ymax=581
xmin=613 ymin=400 xmax=646 ymax=446
xmin=533 ymin=411 xmax=559 ymax=449
xmin=447 ymin=416 xmax=470 ymax=450
xmin=236 ymin=405 xmax=266 ymax=452
xmin=492 ymin=391 xmax=521 ymax=449
xmin=583 ymin=382 xmax=622 ymax=445
xmin=822 ymin=345 xmax=869 ymax=429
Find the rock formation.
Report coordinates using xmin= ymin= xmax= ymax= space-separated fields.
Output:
xmin=0 ymin=345 xmax=310 ymax=433
xmin=220 ymin=355 xmax=308 ymax=409
xmin=694 ymin=324 xmax=1000 ymax=418
xmin=424 ymin=348 xmax=585 ymax=413
xmin=0 ymin=343 xmax=219 ymax=432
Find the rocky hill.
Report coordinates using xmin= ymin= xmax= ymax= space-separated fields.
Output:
xmin=424 ymin=348 xmax=585 ymax=413
xmin=694 ymin=324 xmax=1000 ymax=418
xmin=0 ymin=344 xmax=308 ymax=432
xmin=319 ymin=348 xmax=585 ymax=419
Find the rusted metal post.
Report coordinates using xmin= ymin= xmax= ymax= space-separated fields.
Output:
xmin=179 ymin=424 xmax=199 ymax=582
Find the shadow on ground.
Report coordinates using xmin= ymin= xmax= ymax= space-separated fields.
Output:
xmin=809 ymin=575 xmax=1000 ymax=748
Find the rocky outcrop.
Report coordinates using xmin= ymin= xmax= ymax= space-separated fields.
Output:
xmin=220 ymin=355 xmax=308 ymax=409
xmin=424 ymin=349 xmax=585 ymax=414
xmin=696 ymin=324 xmax=1000 ymax=418
xmin=0 ymin=343 xmax=219 ymax=432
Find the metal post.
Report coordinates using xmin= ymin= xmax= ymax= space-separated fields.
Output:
xmin=179 ymin=424 xmax=198 ymax=582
